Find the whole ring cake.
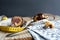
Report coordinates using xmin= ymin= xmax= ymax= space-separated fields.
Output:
xmin=11 ymin=16 xmax=23 ymax=27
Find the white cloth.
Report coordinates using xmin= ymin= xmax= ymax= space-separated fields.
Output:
xmin=28 ymin=19 xmax=60 ymax=40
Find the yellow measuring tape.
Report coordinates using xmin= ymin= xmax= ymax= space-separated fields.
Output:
xmin=0 ymin=26 xmax=25 ymax=33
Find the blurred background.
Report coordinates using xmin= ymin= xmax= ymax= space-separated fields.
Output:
xmin=0 ymin=0 xmax=60 ymax=17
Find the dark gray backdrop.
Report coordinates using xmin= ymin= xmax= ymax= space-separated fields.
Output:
xmin=0 ymin=0 xmax=60 ymax=17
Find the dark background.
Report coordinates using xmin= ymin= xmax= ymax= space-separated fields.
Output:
xmin=0 ymin=0 xmax=60 ymax=17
